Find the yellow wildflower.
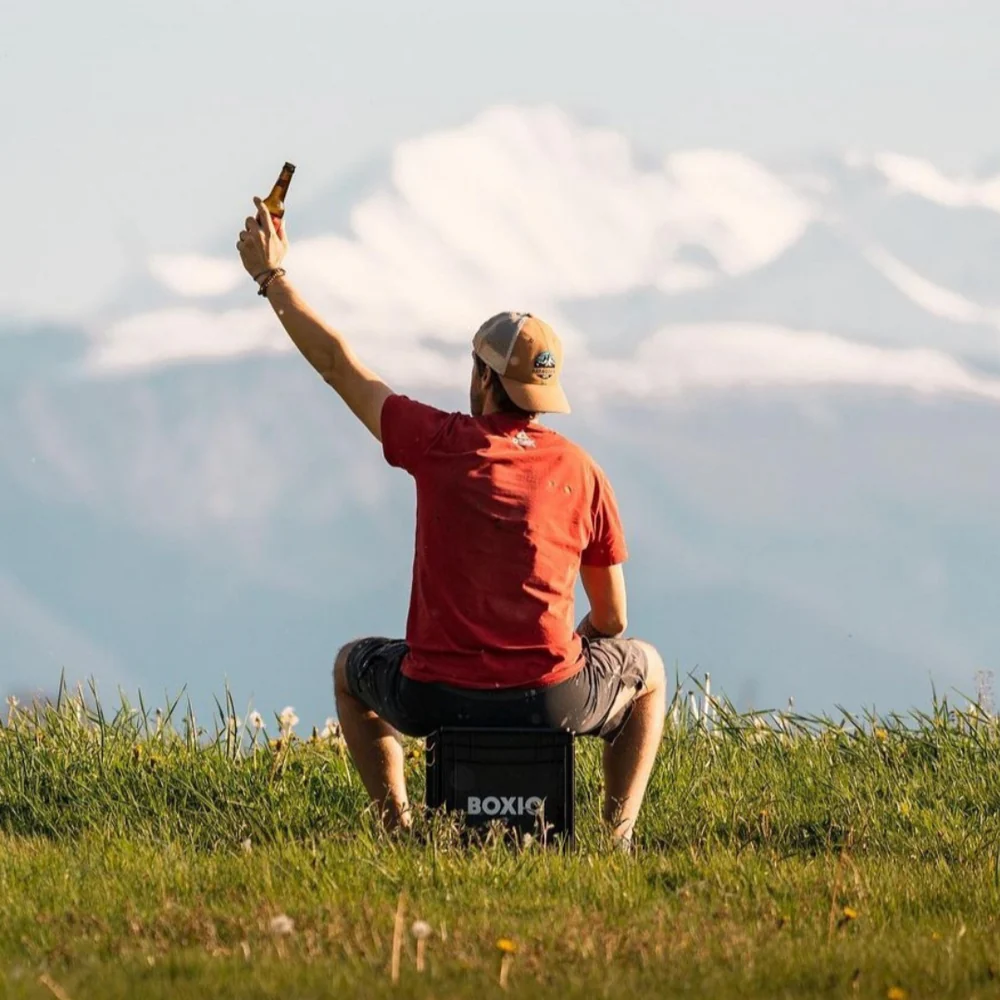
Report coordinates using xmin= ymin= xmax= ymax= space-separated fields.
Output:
xmin=842 ymin=906 xmax=859 ymax=920
xmin=497 ymin=939 xmax=517 ymax=990
xmin=887 ymin=987 xmax=907 ymax=1000
xmin=875 ymin=728 xmax=888 ymax=742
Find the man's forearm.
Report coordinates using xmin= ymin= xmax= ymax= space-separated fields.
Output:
xmin=258 ymin=273 xmax=393 ymax=441
xmin=262 ymin=275 xmax=355 ymax=383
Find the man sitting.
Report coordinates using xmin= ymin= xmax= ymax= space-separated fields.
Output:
xmin=237 ymin=199 xmax=666 ymax=846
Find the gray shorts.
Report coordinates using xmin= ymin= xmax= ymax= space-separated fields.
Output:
xmin=342 ymin=637 xmax=651 ymax=742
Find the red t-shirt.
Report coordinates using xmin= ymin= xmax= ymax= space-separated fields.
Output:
xmin=381 ymin=394 xmax=628 ymax=689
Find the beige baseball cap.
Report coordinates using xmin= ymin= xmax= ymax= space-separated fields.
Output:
xmin=472 ymin=312 xmax=571 ymax=414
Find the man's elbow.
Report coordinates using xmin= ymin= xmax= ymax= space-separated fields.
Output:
xmin=593 ymin=613 xmax=628 ymax=638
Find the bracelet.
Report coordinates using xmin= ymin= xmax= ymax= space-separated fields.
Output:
xmin=256 ymin=268 xmax=287 ymax=298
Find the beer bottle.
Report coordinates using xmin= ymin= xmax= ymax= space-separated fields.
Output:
xmin=262 ymin=162 xmax=296 ymax=220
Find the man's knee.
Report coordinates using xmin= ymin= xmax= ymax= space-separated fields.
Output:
xmin=634 ymin=640 xmax=666 ymax=696
xmin=333 ymin=640 xmax=362 ymax=699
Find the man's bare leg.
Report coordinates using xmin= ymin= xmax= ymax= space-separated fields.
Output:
xmin=601 ymin=641 xmax=666 ymax=846
xmin=334 ymin=642 xmax=411 ymax=830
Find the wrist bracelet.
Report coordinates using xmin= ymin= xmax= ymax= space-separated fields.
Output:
xmin=256 ymin=268 xmax=287 ymax=298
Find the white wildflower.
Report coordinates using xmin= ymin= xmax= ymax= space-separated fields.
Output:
xmin=269 ymin=914 xmax=295 ymax=937
xmin=248 ymin=711 xmax=265 ymax=730
xmin=412 ymin=918 xmax=432 ymax=972
xmin=320 ymin=717 xmax=341 ymax=740
xmin=278 ymin=706 xmax=299 ymax=734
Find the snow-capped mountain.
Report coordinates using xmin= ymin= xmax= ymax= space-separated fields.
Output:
xmin=3 ymin=106 xmax=999 ymax=720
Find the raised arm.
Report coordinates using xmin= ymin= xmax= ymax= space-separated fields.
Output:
xmin=236 ymin=197 xmax=393 ymax=441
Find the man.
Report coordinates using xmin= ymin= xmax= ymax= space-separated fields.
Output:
xmin=237 ymin=198 xmax=666 ymax=845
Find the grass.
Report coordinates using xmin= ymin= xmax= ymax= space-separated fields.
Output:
xmin=2 ymin=683 xmax=1000 ymax=998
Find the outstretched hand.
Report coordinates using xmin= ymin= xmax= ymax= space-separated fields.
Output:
xmin=236 ymin=197 xmax=289 ymax=281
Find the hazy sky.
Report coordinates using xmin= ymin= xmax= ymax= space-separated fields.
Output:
xmin=2 ymin=0 xmax=998 ymax=318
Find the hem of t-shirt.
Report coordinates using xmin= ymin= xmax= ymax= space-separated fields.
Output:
xmin=400 ymin=651 xmax=586 ymax=690
xmin=581 ymin=546 xmax=629 ymax=568
xmin=379 ymin=393 xmax=406 ymax=468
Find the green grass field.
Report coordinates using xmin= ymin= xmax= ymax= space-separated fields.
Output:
xmin=3 ymin=686 xmax=1000 ymax=999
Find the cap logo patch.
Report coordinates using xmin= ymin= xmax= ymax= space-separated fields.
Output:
xmin=534 ymin=350 xmax=556 ymax=381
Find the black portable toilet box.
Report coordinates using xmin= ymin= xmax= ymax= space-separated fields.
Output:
xmin=425 ymin=728 xmax=575 ymax=845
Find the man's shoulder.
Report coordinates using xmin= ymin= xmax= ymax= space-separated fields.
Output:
xmin=385 ymin=394 xmax=465 ymax=430
xmin=541 ymin=426 xmax=604 ymax=472
xmin=381 ymin=395 xmax=470 ymax=471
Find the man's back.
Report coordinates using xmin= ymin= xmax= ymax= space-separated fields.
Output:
xmin=382 ymin=395 xmax=627 ymax=689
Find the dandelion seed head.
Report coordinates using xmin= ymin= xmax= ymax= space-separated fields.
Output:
xmin=975 ymin=669 xmax=995 ymax=715
xmin=248 ymin=711 xmax=265 ymax=730
xmin=269 ymin=914 xmax=295 ymax=937
xmin=411 ymin=920 xmax=432 ymax=940
xmin=278 ymin=706 xmax=299 ymax=731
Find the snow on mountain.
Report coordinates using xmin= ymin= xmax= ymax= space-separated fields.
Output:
xmin=853 ymin=151 xmax=1000 ymax=214
xmin=85 ymin=106 xmax=1000 ymax=409
xmin=147 ymin=255 xmax=245 ymax=299
xmin=89 ymin=106 xmax=817 ymax=374
xmin=590 ymin=324 xmax=1000 ymax=402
